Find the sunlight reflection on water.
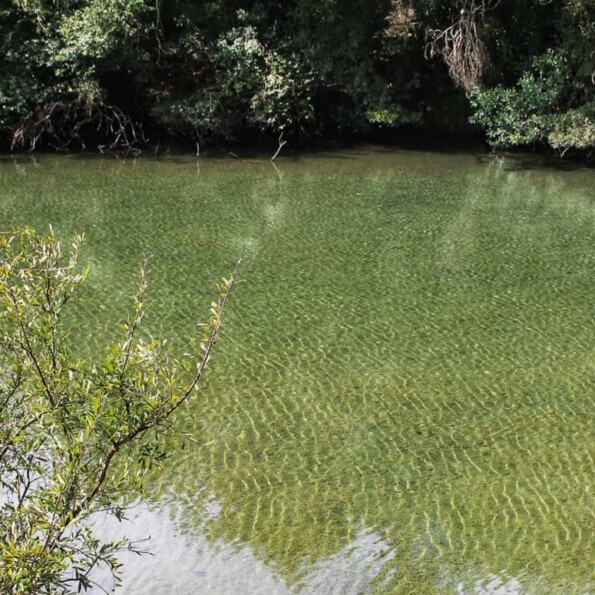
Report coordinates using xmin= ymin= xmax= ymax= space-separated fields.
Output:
xmin=2 ymin=149 xmax=593 ymax=594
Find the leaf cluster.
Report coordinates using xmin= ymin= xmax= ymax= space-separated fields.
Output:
xmin=0 ymin=228 xmax=238 ymax=593
xmin=469 ymin=50 xmax=577 ymax=149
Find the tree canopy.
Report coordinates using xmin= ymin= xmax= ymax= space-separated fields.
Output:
xmin=0 ymin=0 xmax=594 ymax=153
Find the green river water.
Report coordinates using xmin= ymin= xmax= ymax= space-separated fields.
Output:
xmin=0 ymin=148 xmax=593 ymax=594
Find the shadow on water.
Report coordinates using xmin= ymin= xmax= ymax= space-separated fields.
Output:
xmin=2 ymin=142 xmax=593 ymax=171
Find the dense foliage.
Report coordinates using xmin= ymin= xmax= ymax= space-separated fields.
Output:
xmin=0 ymin=0 xmax=594 ymax=153
xmin=0 ymin=229 xmax=237 ymax=593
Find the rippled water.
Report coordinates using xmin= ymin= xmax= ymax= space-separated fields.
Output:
xmin=1 ymin=149 xmax=594 ymax=594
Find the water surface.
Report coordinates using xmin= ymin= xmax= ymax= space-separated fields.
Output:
xmin=1 ymin=148 xmax=593 ymax=593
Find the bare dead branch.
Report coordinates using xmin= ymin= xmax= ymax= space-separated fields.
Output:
xmin=11 ymin=94 xmax=147 ymax=153
xmin=271 ymin=131 xmax=287 ymax=162
xmin=425 ymin=0 xmax=500 ymax=96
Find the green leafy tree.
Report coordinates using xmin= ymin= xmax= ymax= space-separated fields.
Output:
xmin=1 ymin=0 xmax=595 ymax=153
xmin=151 ymin=10 xmax=315 ymax=141
xmin=470 ymin=50 xmax=571 ymax=148
xmin=0 ymin=228 xmax=238 ymax=593
xmin=0 ymin=0 xmax=151 ymax=150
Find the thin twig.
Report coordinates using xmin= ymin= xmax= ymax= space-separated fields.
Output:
xmin=271 ymin=132 xmax=287 ymax=162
